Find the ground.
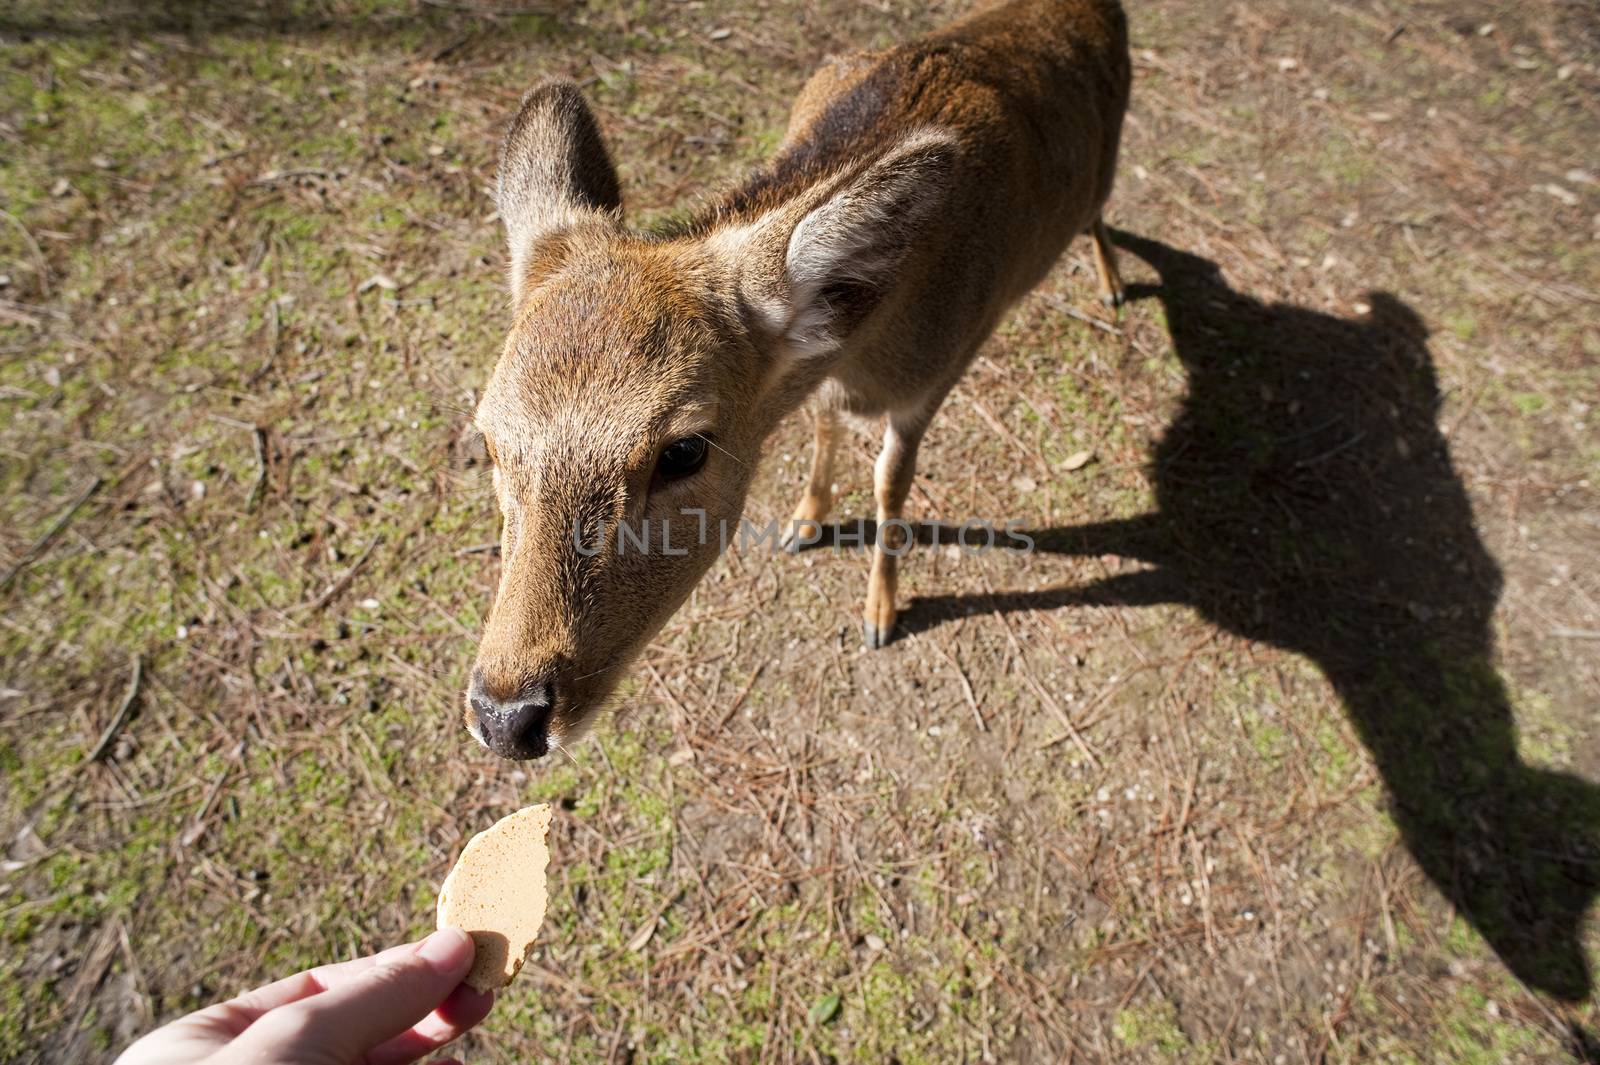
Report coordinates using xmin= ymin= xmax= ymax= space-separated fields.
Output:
xmin=1 ymin=0 xmax=1598 ymax=1061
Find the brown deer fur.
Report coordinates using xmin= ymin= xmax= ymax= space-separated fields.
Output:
xmin=467 ymin=0 xmax=1130 ymax=758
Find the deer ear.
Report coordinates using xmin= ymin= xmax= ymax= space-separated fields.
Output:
xmin=735 ymin=129 xmax=957 ymax=360
xmin=496 ymin=80 xmax=622 ymax=304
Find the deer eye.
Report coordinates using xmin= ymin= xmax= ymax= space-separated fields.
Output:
xmin=655 ymin=435 xmax=709 ymax=484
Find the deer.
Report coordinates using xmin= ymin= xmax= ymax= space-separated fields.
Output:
xmin=465 ymin=0 xmax=1131 ymax=759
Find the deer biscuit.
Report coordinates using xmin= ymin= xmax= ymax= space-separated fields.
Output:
xmin=436 ymin=803 xmax=552 ymax=992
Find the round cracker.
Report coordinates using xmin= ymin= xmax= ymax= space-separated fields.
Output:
xmin=436 ymin=803 xmax=552 ymax=992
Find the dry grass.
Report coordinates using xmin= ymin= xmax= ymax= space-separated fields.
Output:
xmin=2 ymin=0 xmax=1598 ymax=1062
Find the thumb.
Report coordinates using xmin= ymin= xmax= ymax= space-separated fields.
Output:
xmin=233 ymin=928 xmax=476 ymax=1064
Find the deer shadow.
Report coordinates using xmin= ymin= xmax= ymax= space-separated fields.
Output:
xmin=898 ymin=232 xmax=1600 ymax=1005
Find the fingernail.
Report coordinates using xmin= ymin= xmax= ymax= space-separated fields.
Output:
xmin=417 ymin=926 xmax=474 ymax=972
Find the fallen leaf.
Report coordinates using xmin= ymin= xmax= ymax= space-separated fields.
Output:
xmin=809 ymin=992 xmax=841 ymax=1025
xmin=359 ymin=274 xmax=399 ymax=293
xmin=1061 ymin=450 xmax=1093 ymax=472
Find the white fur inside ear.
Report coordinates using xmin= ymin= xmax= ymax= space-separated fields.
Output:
xmin=781 ymin=207 xmax=873 ymax=358
xmin=504 ymin=203 xmax=592 ymax=301
xmin=778 ymin=128 xmax=955 ymax=359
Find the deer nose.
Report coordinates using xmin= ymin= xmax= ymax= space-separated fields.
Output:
xmin=468 ymin=670 xmax=553 ymax=760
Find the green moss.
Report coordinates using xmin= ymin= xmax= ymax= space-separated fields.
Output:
xmin=0 ymin=973 xmax=31 ymax=1061
xmin=1313 ymin=718 xmax=1357 ymax=791
xmin=1415 ymin=983 xmax=1549 ymax=1063
xmin=1442 ymin=311 xmax=1477 ymax=342
xmin=1113 ymin=999 xmax=1192 ymax=1058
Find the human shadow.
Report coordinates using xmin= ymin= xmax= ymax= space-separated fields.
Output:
xmin=901 ymin=233 xmax=1600 ymax=1005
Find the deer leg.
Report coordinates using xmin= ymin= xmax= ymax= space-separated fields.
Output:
xmin=1090 ymin=215 xmax=1124 ymax=309
xmin=782 ymin=406 xmax=840 ymax=552
xmin=864 ymin=412 xmax=928 ymax=649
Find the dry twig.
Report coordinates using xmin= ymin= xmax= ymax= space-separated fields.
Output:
xmin=88 ymin=656 xmax=143 ymax=763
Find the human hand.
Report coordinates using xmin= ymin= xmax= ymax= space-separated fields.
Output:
xmin=115 ymin=927 xmax=494 ymax=1065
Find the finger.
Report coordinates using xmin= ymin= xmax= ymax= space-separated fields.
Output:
xmin=219 ymin=941 xmax=423 ymax=1027
xmin=364 ymin=985 xmax=495 ymax=1065
xmin=301 ymin=941 xmax=421 ymax=991
xmin=113 ymin=1012 xmax=244 ymax=1064
xmin=235 ymin=928 xmax=474 ymax=1061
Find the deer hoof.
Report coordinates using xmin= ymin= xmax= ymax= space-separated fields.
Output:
xmin=1101 ymin=289 xmax=1125 ymax=310
xmin=863 ymin=619 xmax=896 ymax=650
xmin=780 ymin=519 xmax=824 ymax=554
